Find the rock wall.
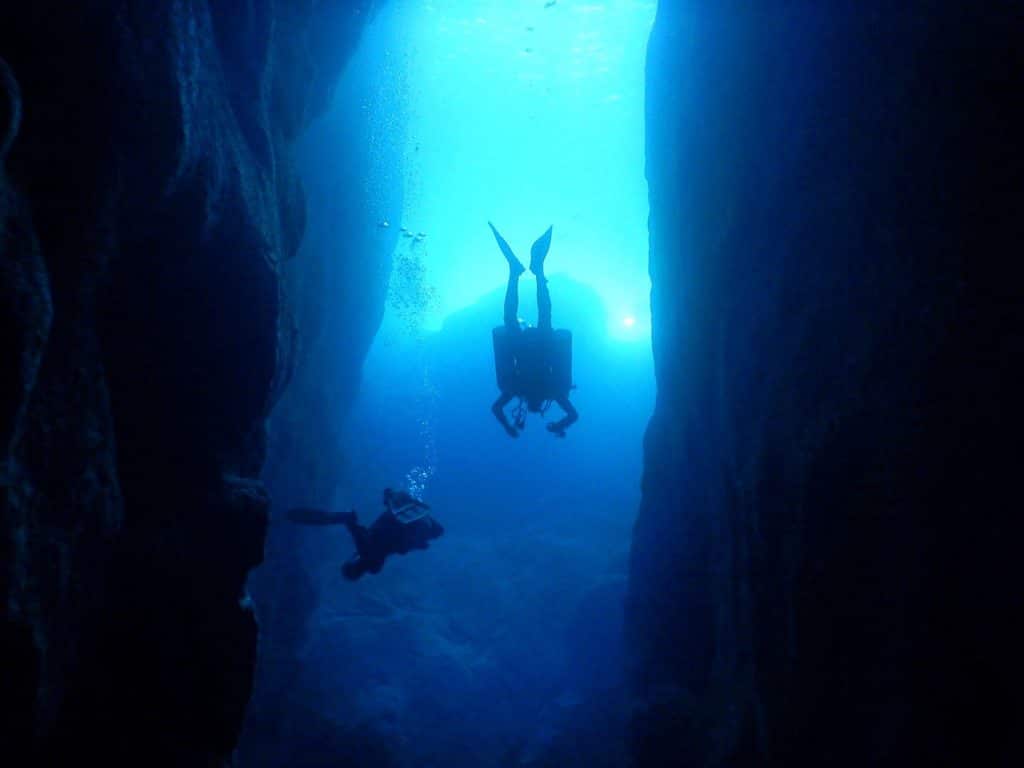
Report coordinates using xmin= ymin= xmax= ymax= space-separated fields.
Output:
xmin=241 ymin=24 xmax=403 ymax=763
xmin=0 ymin=2 xmax=377 ymax=764
xmin=629 ymin=2 xmax=1022 ymax=766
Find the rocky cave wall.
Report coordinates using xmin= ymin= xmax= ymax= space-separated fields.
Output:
xmin=1 ymin=2 xmax=379 ymax=764
xmin=241 ymin=30 xmax=402 ymax=765
xmin=629 ymin=2 xmax=1022 ymax=767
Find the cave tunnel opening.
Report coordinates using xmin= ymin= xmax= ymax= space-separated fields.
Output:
xmin=243 ymin=1 xmax=657 ymax=765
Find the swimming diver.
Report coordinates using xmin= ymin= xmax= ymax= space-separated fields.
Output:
xmin=488 ymin=221 xmax=579 ymax=438
xmin=286 ymin=488 xmax=444 ymax=580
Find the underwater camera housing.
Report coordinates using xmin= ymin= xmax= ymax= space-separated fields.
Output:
xmin=492 ymin=326 xmax=573 ymax=400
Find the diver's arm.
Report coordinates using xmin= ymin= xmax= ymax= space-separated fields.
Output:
xmin=547 ymin=397 xmax=578 ymax=437
xmin=491 ymin=391 xmax=519 ymax=438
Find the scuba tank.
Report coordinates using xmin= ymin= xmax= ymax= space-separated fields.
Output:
xmin=492 ymin=326 xmax=572 ymax=397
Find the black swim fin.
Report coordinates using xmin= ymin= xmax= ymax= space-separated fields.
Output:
xmin=489 ymin=221 xmax=525 ymax=276
xmin=530 ymin=225 xmax=553 ymax=277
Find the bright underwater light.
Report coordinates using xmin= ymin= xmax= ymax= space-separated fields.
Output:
xmin=384 ymin=0 xmax=656 ymax=340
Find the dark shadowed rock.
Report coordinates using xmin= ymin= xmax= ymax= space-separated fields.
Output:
xmin=240 ymin=10 xmax=402 ymax=762
xmin=630 ymin=2 xmax=1023 ymax=767
xmin=0 ymin=3 xmax=380 ymax=764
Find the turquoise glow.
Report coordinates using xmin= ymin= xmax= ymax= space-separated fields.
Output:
xmin=384 ymin=0 xmax=656 ymax=340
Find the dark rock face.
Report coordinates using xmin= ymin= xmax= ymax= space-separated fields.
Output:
xmin=629 ymin=3 xmax=1023 ymax=767
xmin=241 ymin=32 xmax=402 ymax=764
xmin=1 ymin=3 xmax=376 ymax=764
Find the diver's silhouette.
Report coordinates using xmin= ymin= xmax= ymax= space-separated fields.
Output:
xmin=488 ymin=222 xmax=579 ymax=438
xmin=286 ymin=489 xmax=443 ymax=580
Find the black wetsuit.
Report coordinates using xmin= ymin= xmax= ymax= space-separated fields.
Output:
xmin=342 ymin=511 xmax=444 ymax=578
xmin=489 ymin=222 xmax=578 ymax=436
xmin=286 ymin=494 xmax=443 ymax=580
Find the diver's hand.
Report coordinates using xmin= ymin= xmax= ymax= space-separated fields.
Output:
xmin=546 ymin=422 xmax=566 ymax=438
xmin=504 ymin=424 xmax=520 ymax=438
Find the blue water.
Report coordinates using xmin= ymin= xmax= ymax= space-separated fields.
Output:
xmin=379 ymin=0 xmax=655 ymax=340
xmin=258 ymin=2 xmax=656 ymax=764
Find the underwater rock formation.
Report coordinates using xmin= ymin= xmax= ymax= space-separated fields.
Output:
xmin=241 ymin=63 xmax=402 ymax=764
xmin=630 ymin=2 xmax=1022 ymax=766
xmin=0 ymin=2 xmax=377 ymax=764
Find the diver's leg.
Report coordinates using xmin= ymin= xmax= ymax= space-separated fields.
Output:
xmin=529 ymin=225 xmax=552 ymax=278
xmin=531 ymin=226 xmax=553 ymax=330
xmin=489 ymin=221 xmax=525 ymax=275
xmin=490 ymin=222 xmax=525 ymax=330
xmin=537 ymin=275 xmax=552 ymax=331
xmin=504 ymin=273 xmax=521 ymax=330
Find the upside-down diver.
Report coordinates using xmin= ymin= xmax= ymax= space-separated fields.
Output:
xmin=488 ymin=221 xmax=578 ymax=438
